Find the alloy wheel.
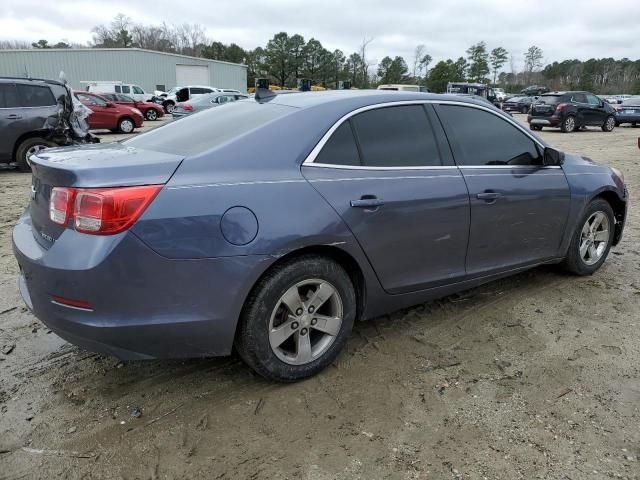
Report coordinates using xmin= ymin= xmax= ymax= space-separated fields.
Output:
xmin=25 ymin=144 xmax=49 ymax=167
xmin=579 ymin=211 xmax=610 ymax=265
xmin=146 ymin=109 xmax=158 ymax=121
xmin=565 ymin=116 xmax=575 ymax=132
xmin=120 ymin=119 xmax=134 ymax=133
xmin=605 ymin=116 xmax=615 ymax=131
xmin=268 ymin=279 xmax=343 ymax=365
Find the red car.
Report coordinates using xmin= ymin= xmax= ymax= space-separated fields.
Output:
xmin=98 ymin=93 xmax=165 ymax=121
xmin=75 ymin=92 xmax=144 ymax=134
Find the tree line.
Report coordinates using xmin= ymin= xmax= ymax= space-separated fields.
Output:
xmin=2 ymin=13 xmax=640 ymax=94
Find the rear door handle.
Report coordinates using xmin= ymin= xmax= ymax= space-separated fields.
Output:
xmin=350 ymin=197 xmax=384 ymax=208
xmin=5 ymin=114 xmax=22 ymax=120
xmin=476 ymin=192 xmax=502 ymax=202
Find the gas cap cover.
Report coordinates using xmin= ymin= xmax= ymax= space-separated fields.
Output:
xmin=220 ymin=206 xmax=259 ymax=246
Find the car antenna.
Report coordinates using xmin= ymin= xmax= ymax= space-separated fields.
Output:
xmin=254 ymin=78 xmax=277 ymax=103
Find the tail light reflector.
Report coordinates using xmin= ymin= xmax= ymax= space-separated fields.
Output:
xmin=182 ymin=104 xmax=193 ymax=111
xmin=49 ymin=187 xmax=74 ymax=225
xmin=49 ymin=185 xmax=162 ymax=235
xmin=555 ymin=103 xmax=567 ymax=112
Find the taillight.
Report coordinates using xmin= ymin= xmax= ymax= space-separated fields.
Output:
xmin=49 ymin=185 xmax=161 ymax=235
xmin=49 ymin=187 xmax=74 ymax=225
xmin=182 ymin=104 xmax=193 ymax=111
xmin=556 ymin=103 xmax=567 ymax=112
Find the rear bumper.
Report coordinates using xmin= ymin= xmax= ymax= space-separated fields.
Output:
xmin=529 ymin=116 xmax=561 ymax=127
xmin=12 ymin=211 xmax=270 ymax=360
xmin=616 ymin=114 xmax=640 ymax=124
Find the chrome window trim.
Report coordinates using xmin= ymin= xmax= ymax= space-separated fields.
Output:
xmin=302 ymin=99 xmax=546 ymax=170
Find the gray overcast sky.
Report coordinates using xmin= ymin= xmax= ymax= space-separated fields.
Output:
xmin=2 ymin=0 xmax=639 ymax=70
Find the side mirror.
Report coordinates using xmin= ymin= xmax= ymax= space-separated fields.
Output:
xmin=543 ymin=147 xmax=564 ymax=166
xmin=105 ymin=102 xmax=116 ymax=108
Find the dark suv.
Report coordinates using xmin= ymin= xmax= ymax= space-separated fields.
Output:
xmin=528 ymin=91 xmax=617 ymax=133
xmin=0 ymin=77 xmax=96 ymax=171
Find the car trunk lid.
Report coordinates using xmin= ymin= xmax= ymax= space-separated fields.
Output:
xmin=28 ymin=143 xmax=184 ymax=248
xmin=531 ymin=95 xmax=564 ymax=117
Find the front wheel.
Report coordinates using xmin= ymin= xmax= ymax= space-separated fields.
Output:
xmin=235 ymin=256 xmax=356 ymax=382
xmin=163 ymin=102 xmax=175 ymax=114
xmin=601 ymin=115 xmax=616 ymax=132
xmin=145 ymin=109 xmax=158 ymax=121
xmin=521 ymin=106 xmax=529 ymax=114
xmin=118 ymin=117 xmax=135 ymax=134
xmin=562 ymin=199 xmax=615 ymax=275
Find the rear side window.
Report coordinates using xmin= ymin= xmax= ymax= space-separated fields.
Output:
xmin=571 ymin=93 xmax=587 ymax=103
xmin=115 ymin=85 xmax=121 ymax=93
xmin=351 ymin=105 xmax=441 ymax=167
xmin=315 ymin=122 xmax=360 ymax=166
xmin=0 ymin=83 xmax=20 ymax=108
xmin=17 ymin=84 xmax=55 ymax=107
xmin=536 ymin=95 xmax=563 ymax=105
xmin=437 ymin=105 xmax=541 ymax=167
xmin=76 ymin=93 xmax=107 ymax=106
xmin=121 ymin=85 xmax=131 ymax=94
xmin=124 ymin=101 xmax=293 ymax=156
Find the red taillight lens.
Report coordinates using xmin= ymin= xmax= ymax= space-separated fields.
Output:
xmin=556 ymin=103 xmax=567 ymax=112
xmin=182 ymin=104 xmax=193 ymax=111
xmin=49 ymin=187 xmax=74 ymax=225
xmin=49 ymin=185 xmax=161 ymax=235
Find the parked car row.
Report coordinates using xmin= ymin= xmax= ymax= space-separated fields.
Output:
xmin=172 ymin=92 xmax=249 ymax=119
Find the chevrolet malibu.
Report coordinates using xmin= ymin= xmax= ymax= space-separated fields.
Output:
xmin=13 ymin=91 xmax=628 ymax=382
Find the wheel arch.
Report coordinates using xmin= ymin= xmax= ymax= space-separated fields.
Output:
xmin=11 ymin=130 xmax=56 ymax=161
xmin=234 ymin=244 xmax=367 ymax=340
xmin=591 ymin=189 xmax=627 ymax=245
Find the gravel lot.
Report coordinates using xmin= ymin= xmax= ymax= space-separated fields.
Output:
xmin=1 ymin=115 xmax=639 ymax=479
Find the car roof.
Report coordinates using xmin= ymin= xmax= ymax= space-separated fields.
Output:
xmin=264 ymin=89 xmax=494 ymax=111
xmin=0 ymin=76 xmax=64 ymax=87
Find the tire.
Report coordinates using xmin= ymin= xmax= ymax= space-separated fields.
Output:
xmin=521 ymin=106 xmax=528 ymax=114
xmin=15 ymin=137 xmax=57 ymax=172
xmin=117 ymin=117 xmax=135 ymax=134
xmin=560 ymin=115 xmax=576 ymax=133
xmin=163 ymin=102 xmax=175 ymax=114
xmin=530 ymin=124 xmax=542 ymax=131
xmin=632 ymin=122 xmax=637 ymax=128
xmin=235 ymin=255 xmax=356 ymax=382
xmin=145 ymin=109 xmax=158 ymax=121
xmin=562 ymin=199 xmax=615 ymax=275
xmin=601 ymin=115 xmax=616 ymax=132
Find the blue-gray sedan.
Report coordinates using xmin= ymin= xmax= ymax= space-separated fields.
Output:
xmin=13 ymin=91 xmax=628 ymax=382
xmin=615 ymin=97 xmax=640 ymax=127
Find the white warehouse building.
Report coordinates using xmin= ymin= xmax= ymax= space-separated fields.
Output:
xmin=0 ymin=48 xmax=248 ymax=93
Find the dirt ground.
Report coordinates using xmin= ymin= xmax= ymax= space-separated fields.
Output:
xmin=1 ymin=116 xmax=639 ymax=480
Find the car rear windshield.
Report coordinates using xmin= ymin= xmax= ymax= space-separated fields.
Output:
xmin=535 ymin=95 xmax=564 ymax=105
xmin=124 ymin=101 xmax=294 ymax=156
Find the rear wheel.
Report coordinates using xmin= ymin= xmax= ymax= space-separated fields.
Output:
xmin=562 ymin=199 xmax=614 ymax=275
xmin=601 ymin=115 xmax=616 ymax=132
xmin=521 ymin=106 xmax=528 ymax=114
xmin=15 ymin=137 xmax=56 ymax=172
xmin=560 ymin=115 xmax=576 ymax=133
xmin=235 ymin=255 xmax=356 ymax=382
xmin=145 ymin=109 xmax=158 ymax=121
xmin=118 ymin=117 xmax=135 ymax=134
xmin=530 ymin=124 xmax=542 ymax=131
xmin=163 ymin=102 xmax=175 ymax=114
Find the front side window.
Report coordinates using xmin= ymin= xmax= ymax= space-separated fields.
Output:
xmin=132 ymin=86 xmax=144 ymax=94
xmin=117 ymin=94 xmax=134 ymax=103
xmin=437 ymin=105 xmax=541 ymax=167
xmin=314 ymin=122 xmax=360 ymax=166
xmin=351 ymin=105 xmax=441 ymax=167
xmin=17 ymin=84 xmax=55 ymax=107
xmin=586 ymin=94 xmax=600 ymax=106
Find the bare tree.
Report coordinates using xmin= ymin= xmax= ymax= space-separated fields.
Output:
xmin=359 ymin=37 xmax=374 ymax=88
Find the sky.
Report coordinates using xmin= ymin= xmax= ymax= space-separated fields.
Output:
xmin=1 ymin=0 xmax=639 ymax=70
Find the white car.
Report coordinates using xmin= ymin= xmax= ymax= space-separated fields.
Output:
xmin=494 ymin=88 xmax=507 ymax=101
xmin=159 ymin=85 xmax=220 ymax=113
xmin=82 ymin=82 xmax=153 ymax=102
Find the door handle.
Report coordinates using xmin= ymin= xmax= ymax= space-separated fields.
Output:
xmin=476 ymin=192 xmax=502 ymax=202
xmin=5 ymin=114 xmax=22 ymax=120
xmin=350 ymin=197 xmax=384 ymax=209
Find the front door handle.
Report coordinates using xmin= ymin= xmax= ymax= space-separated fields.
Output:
xmin=350 ymin=197 xmax=384 ymax=209
xmin=476 ymin=192 xmax=502 ymax=202
xmin=5 ymin=114 xmax=22 ymax=120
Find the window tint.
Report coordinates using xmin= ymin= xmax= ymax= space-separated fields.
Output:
xmin=315 ymin=122 xmax=360 ymax=166
xmin=124 ymin=101 xmax=293 ymax=156
xmin=536 ymin=95 xmax=563 ymax=105
xmin=571 ymin=93 xmax=587 ymax=103
xmin=132 ymin=86 xmax=144 ymax=94
xmin=190 ymin=87 xmax=212 ymax=95
xmin=351 ymin=105 xmax=441 ymax=167
xmin=0 ymin=83 xmax=20 ymax=108
xmin=437 ymin=105 xmax=541 ymax=167
xmin=586 ymin=94 xmax=600 ymax=106
xmin=121 ymin=85 xmax=131 ymax=94
xmin=17 ymin=84 xmax=55 ymax=107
